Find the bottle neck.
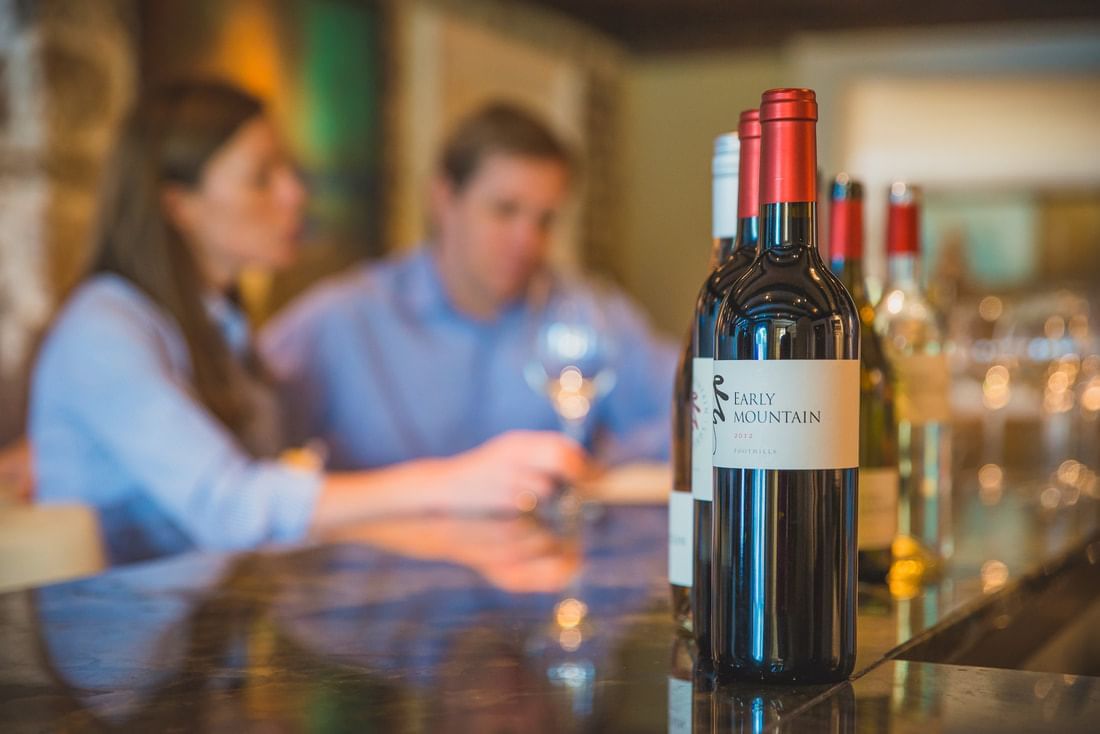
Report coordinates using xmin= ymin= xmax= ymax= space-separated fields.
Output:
xmin=887 ymin=252 xmax=921 ymax=287
xmin=714 ymin=217 xmax=760 ymax=264
xmin=762 ymin=202 xmax=816 ymax=252
xmin=828 ymin=197 xmax=863 ymax=261
xmin=737 ymin=135 xmax=760 ymax=221
xmin=737 ymin=216 xmax=759 ymax=252
xmin=712 ymin=236 xmax=735 ymax=267
xmin=830 ymin=256 xmax=868 ymax=304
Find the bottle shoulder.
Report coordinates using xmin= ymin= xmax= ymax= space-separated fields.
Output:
xmin=696 ymin=247 xmax=756 ymax=310
xmin=715 ymin=248 xmax=859 ymax=330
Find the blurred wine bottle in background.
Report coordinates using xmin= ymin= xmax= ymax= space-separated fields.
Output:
xmin=829 ymin=175 xmax=899 ymax=585
xmin=875 ymin=183 xmax=954 ymax=572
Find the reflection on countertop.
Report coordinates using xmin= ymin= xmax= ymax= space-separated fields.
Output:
xmin=1 ymin=467 xmax=1098 ymax=732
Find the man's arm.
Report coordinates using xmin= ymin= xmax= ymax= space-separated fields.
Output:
xmin=594 ymin=287 xmax=678 ymax=464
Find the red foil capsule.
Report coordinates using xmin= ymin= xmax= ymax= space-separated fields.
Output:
xmin=886 ymin=182 xmax=921 ymax=255
xmin=829 ymin=174 xmax=864 ymax=260
xmin=737 ymin=109 xmax=761 ymax=220
xmin=759 ymin=88 xmax=818 ymax=206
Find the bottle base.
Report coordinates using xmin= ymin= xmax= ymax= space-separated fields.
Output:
xmin=671 ymin=584 xmax=693 ymax=634
xmin=715 ymin=659 xmax=854 ymax=685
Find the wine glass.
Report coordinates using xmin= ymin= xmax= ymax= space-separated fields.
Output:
xmin=524 ymin=283 xmax=617 ymax=522
xmin=525 ymin=286 xmax=617 ymax=441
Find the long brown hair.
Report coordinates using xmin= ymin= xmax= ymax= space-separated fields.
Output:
xmin=91 ymin=80 xmax=264 ymax=438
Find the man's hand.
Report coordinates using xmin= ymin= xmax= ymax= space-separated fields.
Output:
xmin=440 ymin=430 xmax=588 ymax=514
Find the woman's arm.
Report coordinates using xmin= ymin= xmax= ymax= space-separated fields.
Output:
xmin=32 ymin=297 xmax=321 ymax=551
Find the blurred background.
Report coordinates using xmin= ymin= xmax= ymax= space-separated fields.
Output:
xmin=1 ymin=0 xmax=1099 ymax=469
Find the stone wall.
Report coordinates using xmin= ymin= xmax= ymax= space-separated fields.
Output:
xmin=0 ymin=0 xmax=134 ymax=442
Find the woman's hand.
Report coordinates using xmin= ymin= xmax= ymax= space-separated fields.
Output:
xmin=0 ymin=438 xmax=34 ymax=503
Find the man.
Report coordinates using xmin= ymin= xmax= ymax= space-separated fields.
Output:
xmin=261 ymin=103 xmax=676 ymax=472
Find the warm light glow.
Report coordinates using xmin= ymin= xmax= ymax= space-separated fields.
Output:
xmin=559 ymin=628 xmax=583 ymax=652
xmin=559 ymin=366 xmax=583 ymax=392
xmin=1039 ymin=486 xmax=1061 ymax=510
xmin=1082 ymin=471 xmax=1100 ymax=500
xmin=555 ymin=598 xmax=588 ymax=629
xmin=981 ymin=560 xmax=1009 ymax=593
xmin=982 ymin=365 xmax=1011 ymax=410
xmin=1082 ymin=379 xmax=1100 ymax=412
xmin=1043 ymin=380 xmax=1074 ymax=413
xmin=978 ymin=296 xmax=1003 ymax=322
xmin=1057 ymin=460 xmax=1082 ymax=486
xmin=1047 ymin=370 xmax=1070 ymax=393
xmin=557 ymin=394 xmax=591 ymax=421
xmin=213 ymin=1 xmax=286 ymax=101
xmin=985 ymin=365 xmax=1010 ymax=388
xmin=978 ymin=463 xmax=1003 ymax=506
xmin=978 ymin=463 xmax=1003 ymax=489
xmin=886 ymin=559 xmax=924 ymax=600
xmin=1058 ymin=355 xmax=1080 ymax=381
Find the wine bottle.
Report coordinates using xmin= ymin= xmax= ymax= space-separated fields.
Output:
xmin=691 ymin=111 xmax=760 ymax=659
xmin=711 ymin=88 xmax=859 ymax=683
xmin=670 ymin=132 xmax=742 ymax=632
xmin=829 ymin=175 xmax=899 ymax=584
xmin=670 ymin=337 xmax=694 ymax=631
xmin=874 ymin=183 xmax=953 ymax=566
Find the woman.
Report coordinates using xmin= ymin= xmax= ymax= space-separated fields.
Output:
xmin=29 ymin=81 xmax=584 ymax=565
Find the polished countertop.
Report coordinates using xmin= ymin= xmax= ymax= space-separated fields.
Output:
xmin=2 ymin=466 xmax=1099 ymax=733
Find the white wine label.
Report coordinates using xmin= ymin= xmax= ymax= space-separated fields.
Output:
xmin=858 ymin=467 xmax=899 ymax=549
xmin=668 ymin=676 xmax=692 ymax=734
xmin=712 ymin=165 xmax=739 ymax=239
xmin=712 ymin=359 xmax=860 ymax=470
xmin=691 ymin=358 xmax=715 ymax=500
xmin=894 ymin=353 xmax=951 ymax=425
xmin=668 ymin=490 xmax=693 ymax=587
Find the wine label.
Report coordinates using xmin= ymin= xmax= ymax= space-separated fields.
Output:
xmin=894 ymin=353 xmax=951 ymax=424
xmin=858 ymin=467 xmax=899 ymax=550
xmin=668 ymin=490 xmax=693 ymax=587
xmin=712 ymin=359 xmax=860 ymax=470
xmin=668 ymin=676 xmax=692 ymax=734
xmin=691 ymin=357 xmax=714 ymax=500
xmin=713 ymin=168 xmax=739 ymax=239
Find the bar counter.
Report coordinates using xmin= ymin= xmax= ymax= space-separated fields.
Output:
xmin=2 ymin=466 xmax=1099 ymax=732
